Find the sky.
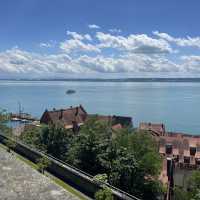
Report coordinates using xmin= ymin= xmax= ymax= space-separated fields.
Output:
xmin=1 ymin=0 xmax=200 ymax=78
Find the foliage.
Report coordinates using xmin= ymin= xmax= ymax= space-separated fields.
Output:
xmin=0 ymin=108 xmax=9 ymax=123
xmin=0 ymin=108 xmax=12 ymax=136
xmin=95 ymin=188 xmax=113 ymax=200
xmin=173 ymin=186 xmax=188 ymax=200
xmin=191 ymin=189 xmax=200 ymax=200
xmin=93 ymin=174 xmax=108 ymax=185
xmin=36 ymin=157 xmax=51 ymax=174
xmin=40 ymin=124 xmax=74 ymax=159
xmin=20 ymin=124 xmax=73 ymax=159
xmin=4 ymin=139 xmax=16 ymax=152
xmin=65 ymin=117 xmax=112 ymax=174
xmin=187 ymin=171 xmax=200 ymax=199
xmin=19 ymin=117 xmax=163 ymax=200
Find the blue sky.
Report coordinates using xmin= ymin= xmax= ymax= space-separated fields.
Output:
xmin=1 ymin=0 xmax=200 ymax=78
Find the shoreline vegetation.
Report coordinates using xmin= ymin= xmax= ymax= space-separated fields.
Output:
xmin=2 ymin=78 xmax=200 ymax=82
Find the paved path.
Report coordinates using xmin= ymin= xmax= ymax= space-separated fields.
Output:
xmin=0 ymin=147 xmax=80 ymax=200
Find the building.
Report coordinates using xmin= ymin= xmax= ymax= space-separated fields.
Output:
xmin=40 ymin=105 xmax=133 ymax=133
xmin=139 ymin=122 xmax=200 ymax=189
xmin=159 ymin=132 xmax=200 ymax=169
xmin=88 ymin=114 xmax=133 ymax=129
xmin=139 ymin=122 xmax=166 ymax=136
xmin=40 ymin=105 xmax=87 ymax=132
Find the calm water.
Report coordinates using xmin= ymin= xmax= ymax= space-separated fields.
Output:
xmin=0 ymin=80 xmax=200 ymax=134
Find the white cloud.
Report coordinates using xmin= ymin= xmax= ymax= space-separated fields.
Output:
xmin=109 ymin=28 xmax=122 ymax=33
xmin=2 ymin=30 xmax=200 ymax=78
xmin=88 ymin=24 xmax=101 ymax=29
xmin=67 ymin=31 xmax=92 ymax=41
xmin=60 ymin=39 xmax=100 ymax=54
xmin=77 ymin=54 xmax=179 ymax=73
xmin=96 ymin=32 xmax=173 ymax=54
xmin=39 ymin=40 xmax=57 ymax=48
xmin=181 ymin=55 xmax=200 ymax=72
xmin=153 ymin=31 xmax=200 ymax=48
xmin=39 ymin=43 xmax=52 ymax=48
xmin=0 ymin=48 xmax=88 ymax=75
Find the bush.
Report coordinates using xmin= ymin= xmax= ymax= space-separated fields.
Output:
xmin=36 ymin=157 xmax=51 ymax=174
xmin=5 ymin=139 xmax=16 ymax=153
xmin=95 ymin=188 xmax=113 ymax=200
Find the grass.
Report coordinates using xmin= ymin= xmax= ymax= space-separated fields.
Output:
xmin=47 ymin=173 xmax=89 ymax=200
xmin=0 ymin=143 xmax=89 ymax=200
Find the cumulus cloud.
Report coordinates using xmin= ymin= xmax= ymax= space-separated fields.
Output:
xmin=109 ymin=28 xmax=122 ymax=33
xmin=60 ymin=39 xmax=100 ymax=54
xmin=39 ymin=40 xmax=57 ymax=48
xmin=0 ymin=48 xmax=89 ymax=75
xmin=66 ymin=31 xmax=92 ymax=41
xmin=39 ymin=43 xmax=52 ymax=48
xmin=153 ymin=31 xmax=200 ymax=48
xmin=0 ymin=47 xmax=179 ymax=77
xmin=96 ymin=32 xmax=173 ymax=54
xmin=88 ymin=24 xmax=101 ymax=29
xmin=78 ymin=54 xmax=179 ymax=73
xmin=2 ymin=29 xmax=200 ymax=78
xmin=181 ymin=55 xmax=200 ymax=72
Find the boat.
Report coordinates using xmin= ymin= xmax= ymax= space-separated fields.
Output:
xmin=66 ymin=89 xmax=76 ymax=94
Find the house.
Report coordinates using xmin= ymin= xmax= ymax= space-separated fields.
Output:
xmin=40 ymin=105 xmax=87 ymax=133
xmin=87 ymin=114 xmax=133 ymax=129
xmin=40 ymin=105 xmax=132 ymax=133
xmin=159 ymin=132 xmax=200 ymax=168
xmin=139 ymin=122 xmax=166 ymax=136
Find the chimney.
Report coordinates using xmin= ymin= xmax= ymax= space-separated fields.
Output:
xmin=75 ymin=107 xmax=78 ymax=116
xmin=59 ymin=109 xmax=63 ymax=119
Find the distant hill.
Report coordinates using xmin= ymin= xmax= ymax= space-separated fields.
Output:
xmin=2 ymin=78 xmax=200 ymax=82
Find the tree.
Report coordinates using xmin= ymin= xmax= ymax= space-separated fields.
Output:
xmin=5 ymin=139 xmax=16 ymax=153
xmin=112 ymin=130 xmax=163 ymax=199
xmin=187 ymin=171 xmax=200 ymax=199
xmin=95 ymin=188 xmax=113 ymax=200
xmin=0 ymin=108 xmax=12 ymax=136
xmin=191 ymin=189 xmax=200 ymax=200
xmin=36 ymin=157 xmax=51 ymax=174
xmin=65 ymin=117 xmax=112 ymax=174
xmin=19 ymin=117 xmax=163 ymax=200
xmin=173 ymin=186 xmax=188 ymax=200
xmin=21 ymin=124 xmax=73 ymax=159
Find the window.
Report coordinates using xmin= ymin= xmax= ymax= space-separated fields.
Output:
xmin=166 ymin=144 xmax=172 ymax=154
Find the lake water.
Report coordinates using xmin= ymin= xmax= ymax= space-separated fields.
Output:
xmin=0 ymin=80 xmax=200 ymax=134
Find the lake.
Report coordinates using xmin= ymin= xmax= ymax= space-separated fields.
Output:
xmin=0 ymin=80 xmax=200 ymax=134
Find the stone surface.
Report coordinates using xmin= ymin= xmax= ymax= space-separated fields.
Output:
xmin=0 ymin=147 xmax=80 ymax=200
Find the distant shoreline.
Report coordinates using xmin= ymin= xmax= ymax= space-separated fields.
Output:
xmin=2 ymin=78 xmax=200 ymax=82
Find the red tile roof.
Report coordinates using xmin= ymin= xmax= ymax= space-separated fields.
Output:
xmin=40 ymin=105 xmax=87 ymax=128
xmin=139 ymin=122 xmax=165 ymax=136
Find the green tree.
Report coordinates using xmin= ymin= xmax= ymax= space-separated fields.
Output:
xmin=95 ymin=188 xmax=113 ymax=200
xmin=0 ymin=108 xmax=12 ymax=136
xmin=66 ymin=117 xmax=112 ymax=174
xmin=36 ymin=157 xmax=51 ymax=174
xmin=40 ymin=124 xmax=73 ymax=159
xmin=187 ymin=171 xmax=200 ymax=199
xmin=21 ymin=124 xmax=73 ymax=159
xmin=173 ymin=186 xmax=188 ymax=200
xmin=112 ymin=130 xmax=163 ymax=199
xmin=4 ymin=139 xmax=16 ymax=153
xmin=191 ymin=189 xmax=200 ymax=200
